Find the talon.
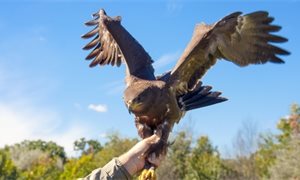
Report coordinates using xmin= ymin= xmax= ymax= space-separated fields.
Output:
xmin=139 ymin=168 xmax=156 ymax=180
xmin=146 ymin=168 xmax=156 ymax=180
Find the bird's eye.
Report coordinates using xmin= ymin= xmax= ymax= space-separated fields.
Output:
xmin=136 ymin=96 xmax=142 ymax=102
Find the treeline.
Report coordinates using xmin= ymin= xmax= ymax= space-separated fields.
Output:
xmin=158 ymin=104 xmax=300 ymax=179
xmin=0 ymin=104 xmax=299 ymax=180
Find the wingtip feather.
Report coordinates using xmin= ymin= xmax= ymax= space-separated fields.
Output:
xmin=85 ymin=19 xmax=99 ymax=26
xmin=81 ymin=27 xmax=99 ymax=39
xmin=83 ymin=36 xmax=99 ymax=50
xmin=92 ymin=9 xmax=106 ymax=18
xmin=89 ymin=60 xmax=99 ymax=67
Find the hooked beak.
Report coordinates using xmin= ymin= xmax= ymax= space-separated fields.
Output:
xmin=126 ymin=100 xmax=133 ymax=114
xmin=128 ymin=107 xmax=133 ymax=114
xmin=126 ymin=100 xmax=142 ymax=114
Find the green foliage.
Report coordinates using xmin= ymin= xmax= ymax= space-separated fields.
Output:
xmin=229 ymin=121 xmax=259 ymax=179
xmin=94 ymin=132 xmax=138 ymax=167
xmin=74 ymin=138 xmax=102 ymax=155
xmin=267 ymin=104 xmax=300 ymax=179
xmin=10 ymin=140 xmax=66 ymax=163
xmin=157 ymin=131 xmax=192 ymax=179
xmin=277 ymin=104 xmax=300 ymax=143
xmin=20 ymin=155 xmax=63 ymax=180
xmin=254 ymin=103 xmax=300 ymax=179
xmin=185 ymin=136 xmax=225 ymax=180
xmin=158 ymin=132 xmax=234 ymax=180
xmin=169 ymin=131 xmax=192 ymax=178
xmin=60 ymin=154 xmax=97 ymax=179
xmin=0 ymin=104 xmax=299 ymax=180
xmin=0 ymin=149 xmax=19 ymax=180
xmin=61 ymin=132 xmax=138 ymax=179
xmin=254 ymin=133 xmax=278 ymax=178
xmin=268 ymin=135 xmax=300 ymax=179
xmin=8 ymin=140 xmax=65 ymax=179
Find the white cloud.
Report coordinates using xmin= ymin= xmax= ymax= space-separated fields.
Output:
xmin=0 ymin=25 xmax=98 ymax=157
xmin=153 ymin=51 xmax=181 ymax=69
xmin=49 ymin=123 xmax=90 ymax=157
xmin=88 ymin=104 xmax=108 ymax=113
xmin=0 ymin=102 xmax=91 ymax=157
xmin=0 ymin=62 xmax=91 ymax=157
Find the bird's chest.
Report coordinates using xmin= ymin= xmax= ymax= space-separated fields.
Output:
xmin=134 ymin=91 xmax=182 ymax=127
xmin=135 ymin=106 xmax=167 ymax=127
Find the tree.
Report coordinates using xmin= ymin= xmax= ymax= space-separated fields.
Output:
xmin=93 ymin=133 xmax=138 ymax=168
xmin=267 ymin=104 xmax=300 ymax=179
xmin=158 ymin=129 xmax=236 ymax=180
xmin=157 ymin=131 xmax=192 ymax=179
xmin=61 ymin=132 xmax=138 ymax=179
xmin=9 ymin=140 xmax=65 ymax=179
xmin=268 ymin=135 xmax=300 ymax=180
xmin=277 ymin=104 xmax=300 ymax=143
xmin=255 ymin=103 xmax=300 ymax=179
xmin=74 ymin=138 xmax=102 ymax=155
xmin=228 ymin=120 xmax=259 ymax=179
xmin=254 ymin=133 xmax=278 ymax=178
xmin=60 ymin=154 xmax=96 ymax=179
xmin=0 ymin=148 xmax=19 ymax=180
xmin=10 ymin=140 xmax=66 ymax=163
xmin=20 ymin=154 xmax=64 ymax=180
xmin=185 ymin=136 xmax=225 ymax=180
xmin=0 ymin=104 xmax=298 ymax=179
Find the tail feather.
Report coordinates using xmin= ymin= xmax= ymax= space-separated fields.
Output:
xmin=185 ymin=96 xmax=227 ymax=111
xmin=183 ymin=86 xmax=212 ymax=105
xmin=180 ymin=82 xmax=203 ymax=101
xmin=178 ymin=82 xmax=227 ymax=111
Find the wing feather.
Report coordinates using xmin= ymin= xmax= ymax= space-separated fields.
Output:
xmin=82 ymin=26 xmax=98 ymax=39
xmin=214 ymin=11 xmax=289 ymax=66
xmin=86 ymin=45 xmax=100 ymax=60
xmin=82 ymin=9 xmax=155 ymax=80
xmin=167 ymin=11 xmax=289 ymax=95
xmin=83 ymin=35 xmax=99 ymax=50
xmin=82 ymin=11 xmax=123 ymax=68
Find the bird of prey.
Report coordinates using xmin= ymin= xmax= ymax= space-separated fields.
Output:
xmin=82 ymin=9 xmax=289 ymax=175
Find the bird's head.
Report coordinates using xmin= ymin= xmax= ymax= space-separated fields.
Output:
xmin=123 ymin=84 xmax=159 ymax=114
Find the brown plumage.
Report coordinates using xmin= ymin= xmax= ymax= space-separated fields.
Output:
xmin=82 ymin=9 xmax=289 ymax=168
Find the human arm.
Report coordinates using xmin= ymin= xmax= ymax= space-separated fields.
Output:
xmin=80 ymin=132 xmax=163 ymax=180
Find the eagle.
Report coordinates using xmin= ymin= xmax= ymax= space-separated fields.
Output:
xmin=82 ymin=9 xmax=289 ymax=177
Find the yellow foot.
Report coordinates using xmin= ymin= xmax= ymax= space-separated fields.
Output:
xmin=139 ymin=167 xmax=156 ymax=180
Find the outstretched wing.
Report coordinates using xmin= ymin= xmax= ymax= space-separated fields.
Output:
xmin=82 ymin=9 xmax=155 ymax=80
xmin=82 ymin=11 xmax=123 ymax=67
xmin=167 ymin=11 xmax=290 ymax=94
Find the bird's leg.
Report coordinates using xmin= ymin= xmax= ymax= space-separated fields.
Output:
xmin=135 ymin=117 xmax=153 ymax=139
xmin=139 ymin=166 xmax=156 ymax=180
xmin=139 ymin=121 xmax=172 ymax=180
xmin=143 ymin=121 xmax=172 ymax=158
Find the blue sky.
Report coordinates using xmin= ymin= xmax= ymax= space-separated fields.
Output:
xmin=0 ymin=0 xmax=299 ymax=156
